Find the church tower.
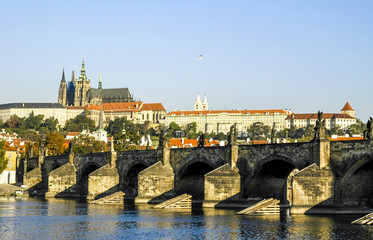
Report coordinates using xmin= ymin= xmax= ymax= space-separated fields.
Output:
xmin=202 ymin=94 xmax=208 ymax=111
xmin=194 ymin=93 xmax=202 ymax=111
xmin=74 ymin=59 xmax=91 ymax=106
xmin=58 ymin=69 xmax=67 ymax=106
xmin=340 ymin=102 xmax=355 ymax=118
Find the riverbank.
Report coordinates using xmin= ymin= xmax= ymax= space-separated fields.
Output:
xmin=0 ymin=184 xmax=22 ymax=196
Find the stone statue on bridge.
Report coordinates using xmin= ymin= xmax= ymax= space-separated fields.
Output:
xmin=228 ymin=123 xmax=238 ymax=146
xmin=158 ymin=128 xmax=166 ymax=149
xmin=198 ymin=133 xmax=205 ymax=147
xmin=364 ymin=117 xmax=373 ymax=140
xmin=313 ymin=111 xmax=327 ymax=141
xmin=270 ymin=123 xmax=276 ymax=144
xmin=39 ymin=133 xmax=47 ymax=157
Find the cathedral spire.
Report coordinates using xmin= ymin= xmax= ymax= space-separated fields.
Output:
xmin=98 ymin=71 xmax=102 ymax=90
xmin=61 ymin=69 xmax=66 ymax=83
xmin=79 ymin=58 xmax=87 ymax=81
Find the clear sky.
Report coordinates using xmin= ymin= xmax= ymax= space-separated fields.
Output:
xmin=1 ymin=1 xmax=372 ymax=121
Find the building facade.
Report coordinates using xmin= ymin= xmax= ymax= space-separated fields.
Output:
xmin=0 ymin=103 xmax=67 ymax=127
xmin=58 ymin=60 xmax=133 ymax=107
xmin=161 ymin=94 xmax=290 ymax=134
xmin=85 ymin=102 xmax=166 ymax=126
xmin=285 ymin=102 xmax=356 ymax=130
xmin=0 ymin=145 xmax=17 ymax=184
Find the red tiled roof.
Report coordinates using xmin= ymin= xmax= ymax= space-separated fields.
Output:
xmin=102 ymin=102 xmax=143 ymax=111
xmin=66 ymin=132 xmax=80 ymax=136
xmin=169 ymin=138 xmax=221 ymax=148
xmin=286 ymin=113 xmax=354 ymax=120
xmin=142 ymin=103 xmax=166 ymax=111
xmin=341 ymin=102 xmax=354 ymax=111
xmin=168 ymin=109 xmax=288 ymax=116
xmin=330 ymin=136 xmax=363 ymax=141
xmin=4 ymin=145 xmax=17 ymax=151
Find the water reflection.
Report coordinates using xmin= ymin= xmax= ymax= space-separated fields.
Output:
xmin=0 ymin=198 xmax=372 ymax=239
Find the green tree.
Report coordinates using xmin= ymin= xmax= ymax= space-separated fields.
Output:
xmin=42 ymin=117 xmax=59 ymax=132
xmin=64 ymin=114 xmax=96 ymax=132
xmin=6 ymin=114 xmax=19 ymax=128
xmin=25 ymin=111 xmax=44 ymax=130
xmin=166 ymin=122 xmax=182 ymax=138
xmin=184 ymin=122 xmax=198 ymax=139
xmin=72 ymin=135 xmax=107 ymax=153
xmin=247 ymin=122 xmax=270 ymax=140
xmin=347 ymin=119 xmax=366 ymax=135
xmin=216 ymin=132 xmax=226 ymax=140
xmin=0 ymin=140 xmax=8 ymax=174
xmin=106 ymin=118 xmax=126 ymax=135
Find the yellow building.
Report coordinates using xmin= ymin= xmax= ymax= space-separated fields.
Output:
xmin=0 ymin=145 xmax=17 ymax=184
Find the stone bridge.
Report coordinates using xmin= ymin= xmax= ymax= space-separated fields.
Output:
xmin=19 ymin=138 xmax=373 ymax=213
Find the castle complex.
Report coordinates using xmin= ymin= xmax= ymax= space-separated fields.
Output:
xmin=58 ymin=60 xmax=133 ymax=106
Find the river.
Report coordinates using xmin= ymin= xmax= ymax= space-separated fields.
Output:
xmin=0 ymin=197 xmax=372 ymax=239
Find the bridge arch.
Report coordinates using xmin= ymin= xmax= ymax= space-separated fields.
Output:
xmin=122 ymin=160 xmax=150 ymax=199
xmin=244 ymin=154 xmax=297 ymax=202
xmin=175 ymin=158 xmax=216 ymax=200
xmin=78 ymin=162 xmax=101 ymax=197
xmin=337 ymin=154 xmax=373 ymax=207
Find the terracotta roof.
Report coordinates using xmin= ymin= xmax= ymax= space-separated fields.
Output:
xmin=330 ymin=136 xmax=363 ymax=141
xmin=168 ymin=109 xmax=288 ymax=116
xmin=142 ymin=103 xmax=166 ymax=111
xmin=341 ymin=102 xmax=354 ymax=111
xmin=286 ymin=113 xmax=354 ymax=120
xmin=4 ymin=145 xmax=17 ymax=151
xmin=169 ymin=138 xmax=221 ymax=148
xmin=85 ymin=105 xmax=100 ymax=111
xmin=66 ymin=132 xmax=80 ymax=136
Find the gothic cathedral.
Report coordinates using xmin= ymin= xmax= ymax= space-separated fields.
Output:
xmin=58 ymin=60 xmax=133 ymax=106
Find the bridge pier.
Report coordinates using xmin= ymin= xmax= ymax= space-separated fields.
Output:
xmin=288 ymin=163 xmax=335 ymax=214
xmin=87 ymin=151 xmax=119 ymax=200
xmin=135 ymin=147 xmax=175 ymax=204
xmin=45 ymin=162 xmax=77 ymax=198
xmin=203 ymin=163 xmax=241 ymax=208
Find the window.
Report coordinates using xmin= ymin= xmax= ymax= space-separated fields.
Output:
xmin=8 ymin=162 xmax=12 ymax=169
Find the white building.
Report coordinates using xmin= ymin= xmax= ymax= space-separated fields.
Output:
xmin=161 ymin=94 xmax=291 ymax=134
xmin=285 ymin=102 xmax=356 ymax=130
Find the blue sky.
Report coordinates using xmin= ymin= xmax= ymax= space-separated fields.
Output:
xmin=1 ymin=1 xmax=372 ymax=121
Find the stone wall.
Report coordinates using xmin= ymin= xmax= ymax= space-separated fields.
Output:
xmin=204 ymin=164 xmax=240 ymax=207
xmin=136 ymin=161 xmax=174 ymax=203
xmin=46 ymin=163 xmax=77 ymax=198
xmin=87 ymin=164 xmax=119 ymax=200
xmin=289 ymin=164 xmax=334 ymax=214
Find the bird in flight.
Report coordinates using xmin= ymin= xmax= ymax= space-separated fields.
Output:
xmin=198 ymin=54 xmax=203 ymax=59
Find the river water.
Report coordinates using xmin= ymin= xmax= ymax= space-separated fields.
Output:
xmin=0 ymin=197 xmax=372 ymax=240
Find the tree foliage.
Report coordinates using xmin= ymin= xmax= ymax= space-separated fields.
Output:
xmin=247 ymin=122 xmax=271 ymax=141
xmin=347 ymin=119 xmax=366 ymax=135
xmin=64 ymin=114 xmax=96 ymax=132
xmin=72 ymin=135 xmax=108 ymax=154
xmin=45 ymin=132 xmax=66 ymax=155
xmin=0 ymin=140 xmax=8 ymax=174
